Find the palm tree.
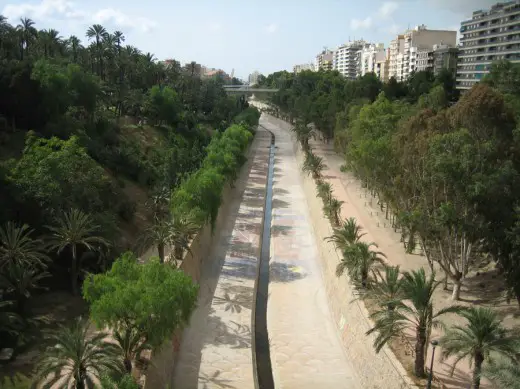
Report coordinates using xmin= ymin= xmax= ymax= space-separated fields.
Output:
xmin=326 ymin=217 xmax=366 ymax=251
xmin=365 ymin=265 xmax=405 ymax=310
xmin=113 ymin=325 xmax=151 ymax=374
xmin=302 ymin=151 xmax=326 ymax=179
xmin=34 ymin=318 xmax=124 ymax=388
xmin=316 ymin=180 xmax=333 ymax=204
xmin=367 ymin=268 xmax=464 ymax=377
xmin=46 ymin=209 xmax=109 ymax=295
xmin=86 ymin=24 xmax=108 ymax=77
xmin=17 ymin=17 xmax=36 ymax=59
xmin=323 ymin=197 xmax=344 ymax=226
xmin=0 ymin=222 xmax=49 ymax=270
xmin=440 ymin=307 xmax=520 ymax=389
xmin=0 ymin=262 xmax=49 ymax=314
xmin=338 ymin=241 xmax=386 ymax=288
xmin=39 ymin=28 xmax=61 ymax=58
xmin=171 ymin=214 xmax=200 ymax=266
xmin=67 ymin=35 xmax=81 ymax=63
xmin=139 ymin=219 xmax=174 ymax=263
xmin=292 ymin=122 xmax=315 ymax=150
xmin=483 ymin=358 xmax=520 ymax=389
xmin=0 ymin=299 xmax=22 ymax=338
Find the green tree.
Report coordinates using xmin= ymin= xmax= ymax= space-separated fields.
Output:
xmin=33 ymin=318 xmax=124 ymax=389
xmin=483 ymin=359 xmax=520 ymax=389
xmin=83 ymin=252 xmax=198 ymax=374
xmin=323 ymin=197 xmax=344 ymax=227
xmin=365 ymin=265 xmax=405 ymax=311
xmin=337 ymin=241 xmax=385 ymax=288
xmin=302 ymin=151 xmax=326 ymax=179
xmin=0 ymin=222 xmax=48 ymax=270
xmin=326 ymin=217 xmax=366 ymax=251
xmin=440 ymin=308 xmax=520 ymax=389
xmin=367 ymin=268 xmax=463 ymax=377
xmin=47 ymin=209 xmax=109 ymax=295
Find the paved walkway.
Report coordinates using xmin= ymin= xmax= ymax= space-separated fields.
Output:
xmin=172 ymin=129 xmax=271 ymax=389
xmin=261 ymin=116 xmax=362 ymax=389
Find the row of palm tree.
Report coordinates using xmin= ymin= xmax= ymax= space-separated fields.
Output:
xmin=291 ymin=122 xmax=520 ymax=389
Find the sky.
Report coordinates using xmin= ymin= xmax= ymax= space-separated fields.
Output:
xmin=0 ymin=0 xmax=501 ymax=79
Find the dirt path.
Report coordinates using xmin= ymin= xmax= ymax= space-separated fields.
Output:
xmin=171 ymin=129 xmax=271 ymax=389
xmin=261 ymin=116 xmax=362 ymax=389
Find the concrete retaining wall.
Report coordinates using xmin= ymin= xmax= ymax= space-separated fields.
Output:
xmin=142 ymin=137 xmax=259 ymax=389
xmin=293 ymin=140 xmax=417 ymax=389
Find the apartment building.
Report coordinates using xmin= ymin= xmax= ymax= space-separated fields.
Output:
xmin=359 ymin=43 xmax=387 ymax=77
xmin=248 ymin=71 xmax=261 ymax=85
xmin=457 ymin=1 xmax=520 ymax=90
xmin=389 ymin=26 xmax=457 ymax=81
xmin=389 ymin=35 xmax=405 ymax=81
xmin=293 ymin=63 xmax=314 ymax=74
xmin=375 ymin=49 xmax=390 ymax=82
xmin=315 ymin=49 xmax=334 ymax=71
xmin=334 ymin=40 xmax=367 ymax=79
xmin=432 ymin=44 xmax=459 ymax=76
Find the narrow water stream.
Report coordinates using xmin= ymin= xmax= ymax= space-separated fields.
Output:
xmin=252 ymin=128 xmax=275 ymax=389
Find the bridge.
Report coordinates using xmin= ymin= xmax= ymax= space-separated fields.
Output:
xmin=223 ymin=85 xmax=279 ymax=93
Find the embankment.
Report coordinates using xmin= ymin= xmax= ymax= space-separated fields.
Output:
xmin=292 ymin=134 xmax=417 ymax=389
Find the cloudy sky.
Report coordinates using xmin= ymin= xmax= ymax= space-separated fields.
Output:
xmin=1 ymin=0 xmax=499 ymax=78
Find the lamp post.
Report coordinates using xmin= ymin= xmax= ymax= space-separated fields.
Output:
xmin=427 ymin=340 xmax=439 ymax=389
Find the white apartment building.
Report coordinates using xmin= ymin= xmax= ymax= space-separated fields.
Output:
xmin=457 ymin=1 xmax=520 ymax=90
xmin=375 ymin=48 xmax=390 ymax=82
xmin=359 ymin=43 xmax=387 ymax=77
xmin=334 ymin=40 xmax=367 ymax=79
xmin=293 ymin=63 xmax=314 ymax=74
xmin=248 ymin=71 xmax=261 ymax=85
xmin=315 ymin=49 xmax=334 ymax=71
xmin=389 ymin=25 xmax=457 ymax=81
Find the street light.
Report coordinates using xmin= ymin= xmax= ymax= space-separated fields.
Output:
xmin=427 ymin=340 xmax=439 ymax=389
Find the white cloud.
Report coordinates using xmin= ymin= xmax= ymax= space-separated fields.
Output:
xmin=92 ymin=8 xmax=157 ymax=33
xmin=378 ymin=2 xmax=398 ymax=18
xmin=350 ymin=17 xmax=372 ymax=30
xmin=265 ymin=23 xmax=278 ymax=34
xmin=350 ymin=1 xmax=398 ymax=31
xmin=2 ymin=0 xmax=157 ymax=33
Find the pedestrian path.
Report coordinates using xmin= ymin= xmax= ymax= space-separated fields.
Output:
xmin=261 ymin=116 xmax=361 ymax=389
xmin=172 ymin=129 xmax=271 ymax=389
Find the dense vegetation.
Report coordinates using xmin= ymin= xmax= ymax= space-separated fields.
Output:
xmin=0 ymin=15 xmax=259 ymax=387
xmin=264 ymin=63 xmax=520 ymax=388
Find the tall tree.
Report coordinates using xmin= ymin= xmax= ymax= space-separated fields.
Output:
xmin=46 ymin=209 xmax=109 ymax=295
xmin=86 ymin=24 xmax=107 ymax=77
xmin=440 ymin=308 xmax=520 ymax=389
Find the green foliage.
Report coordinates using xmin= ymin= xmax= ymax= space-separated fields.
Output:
xmin=100 ymin=374 xmax=139 ymax=389
xmin=440 ymin=307 xmax=520 ymax=389
xmin=143 ymin=85 xmax=181 ymax=126
xmin=171 ymin=124 xmax=253 ymax=227
xmin=33 ymin=318 xmax=124 ymax=388
xmin=83 ymin=252 xmax=198 ymax=372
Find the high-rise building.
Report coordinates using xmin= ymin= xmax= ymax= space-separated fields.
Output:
xmin=333 ymin=40 xmax=367 ymax=79
xmin=315 ymin=49 xmax=334 ymax=71
xmin=457 ymin=1 xmax=520 ymax=90
xmin=293 ymin=63 xmax=314 ymax=74
xmin=389 ymin=25 xmax=457 ymax=81
xmin=375 ymin=48 xmax=391 ymax=82
xmin=432 ymin=44 xmax=459 ymax=76
xmin=359 ymin=43 xmax=387 ymax=78
xmin=248 ymin=71 xmax=261 ymax=85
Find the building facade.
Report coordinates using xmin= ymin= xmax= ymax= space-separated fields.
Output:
xmin=333 ymin=40 xmax=367 ymax=79
xmin=359 ymin=43 xmax=387 ymax=77
xmin=457 ymin=1 xmax=520 ymax=90
xmin=432 ymin=44 xmax=459 ymax=76
xmin=248 ymin=71 xmax=261 ymax=85
xmin=315 ymin=49 xmax=334 ymax=71
xmin=389 ymin=26 xmax=456 ymax=81
xmin=375 ymin=48 xmax=390 ymax=82
xmin=293 ymin=63 xmax=314 ymax=74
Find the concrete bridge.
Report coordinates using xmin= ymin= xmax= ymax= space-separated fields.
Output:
xmin=223 ymin=85 xmax=279 ymax=93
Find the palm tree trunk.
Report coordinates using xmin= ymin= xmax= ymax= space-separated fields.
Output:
xmin=472 ymin=351 xmax=484 ymax=389
xmin=414 ymin=326 xmax=427 ymax=377
xmin=158 ymin=242 xmax=165 ymax=263
xmin=124 ymin=357 xmax=132 ymax=373
xmin=71 ymin=245 xmax=79 ymax=296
